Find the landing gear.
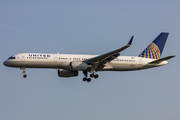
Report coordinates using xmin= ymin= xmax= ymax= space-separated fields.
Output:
xmin=90 ymin=73 xmax=99 ymax=79
xmin=23 ymin=74 xmax=27 ymax=78
xmin=90 ymin=73 xmax=94 ymax=78
xmin=83 ymin=77 xmax=91 ymax=82
xmin=82 ymin=71 xmax=99 ymax=82
xmin=94 ymin=74 xmax=99 ymax=78
xmin=87 ymin=78 xmax=91 ymax=82
xmin=83 ymin=77 xmax=87 ymax=81
xmin=82 ymin=71 xmax=92 ymax=82
xmin=20 ymin=67 xmax=27 ymax=78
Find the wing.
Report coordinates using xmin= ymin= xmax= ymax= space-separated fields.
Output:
xmin=84 ymin=36 xmax=134 ymax=68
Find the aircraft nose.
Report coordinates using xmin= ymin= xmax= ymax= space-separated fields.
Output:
xmin=3 ymin=61 xmax=8 ymax=66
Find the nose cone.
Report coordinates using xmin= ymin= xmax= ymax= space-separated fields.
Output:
xmin=3 ymin=61 xmax=9 ymax=66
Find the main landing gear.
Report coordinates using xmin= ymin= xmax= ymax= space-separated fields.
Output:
xmin=90 ymin=73 xmax=99 ymax=78
xmin=20 ymin=67 xmax=27 ymax=78
xmin=82 ymin=71 xmax=99 ymax=82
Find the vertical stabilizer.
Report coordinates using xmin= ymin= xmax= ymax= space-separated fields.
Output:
xmin=139 ymin=32 xmax=169 ymax=59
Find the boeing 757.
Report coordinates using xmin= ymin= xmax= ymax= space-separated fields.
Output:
xmin=3 ymin=32 xmax=175 ymax=82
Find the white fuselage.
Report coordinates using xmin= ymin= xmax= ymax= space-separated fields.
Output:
xmin=3 ymin=53 xmax=168 ymax=71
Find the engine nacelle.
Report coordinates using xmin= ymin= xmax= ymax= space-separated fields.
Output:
xmin=70 ymin=61 xmax=90 ymax=71
xmin=58 ymin=69 xmax=78 ymax=77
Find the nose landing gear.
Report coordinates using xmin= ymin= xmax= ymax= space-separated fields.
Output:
xmin=20 ymin=67 xmax=27 ymax=78
xmin=23 ymin=74 xmax=27 ymax=78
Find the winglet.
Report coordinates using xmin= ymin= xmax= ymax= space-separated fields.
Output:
xmin=127 ymin=36 xmax=134 ymax=46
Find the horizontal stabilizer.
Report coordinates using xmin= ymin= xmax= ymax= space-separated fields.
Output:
xmin=148 ymin=55 xmax=176 ymax=64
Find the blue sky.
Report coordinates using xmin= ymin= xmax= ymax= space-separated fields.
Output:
xmin=0 ymin=1 xmax=180 ymax=120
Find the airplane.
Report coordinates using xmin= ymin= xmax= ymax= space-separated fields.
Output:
xmin=3 ymin=32 xmax=175 ymax=82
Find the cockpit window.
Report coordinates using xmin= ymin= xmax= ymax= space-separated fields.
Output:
xmin=8 ymin=57 xmax=16 ymax=60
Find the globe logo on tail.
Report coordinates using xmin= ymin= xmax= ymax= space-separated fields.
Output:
xmin=139 ymin=43 xmax=160 ymax=59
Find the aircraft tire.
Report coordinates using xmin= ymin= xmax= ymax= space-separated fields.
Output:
xmin=87 ymin=78 xmax=91 ymax=82
xmin=23 ymin=74 xmax=27 ymax=78
xmin=94 ymin=74 xmax=98 ymax=79
xmin=83 ymin=77 xmax=87 ymax=81
xmin=90 ymin=74 xmax=94 ymax=78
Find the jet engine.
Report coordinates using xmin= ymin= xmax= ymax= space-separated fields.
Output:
xmin=58 ymin=69 xmax=78 ymax=77
xmin=69 ymin=61 xmax=90 ymax=71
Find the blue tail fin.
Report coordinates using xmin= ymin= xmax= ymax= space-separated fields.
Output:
xmin=138 ymin=32 xmax=169 ymax=59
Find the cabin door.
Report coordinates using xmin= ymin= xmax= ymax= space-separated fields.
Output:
xmin=54 ymin=56 xmax=58 ymax=62
xmin=21 ymin=56 xmax=25 ymax=62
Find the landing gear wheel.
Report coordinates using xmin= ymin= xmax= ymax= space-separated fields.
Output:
xmin=23 ymin=74 xmax=27 ymax=78
xmin=94 ymin=74 xmax=99 ymax=79
xmin=21 ymin=67 xmax=27 ymax=78
xmin=83 ymin=77 xmax=87 ymax=81
xmin=87 ymin=78 xmax=91 ymax=82
xmin=90 ymin=73 xmax=94 ymax=78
